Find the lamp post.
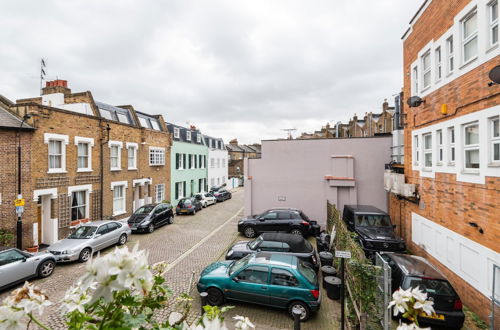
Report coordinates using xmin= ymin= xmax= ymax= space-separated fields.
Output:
xmin=17 ymin=113 xmax=31 ymax=249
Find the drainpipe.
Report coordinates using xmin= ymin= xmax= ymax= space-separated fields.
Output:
xmin=100 ymin=123 xmax=110 ymax=219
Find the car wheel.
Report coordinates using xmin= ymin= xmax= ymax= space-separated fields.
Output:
xmin=167 ymin=215 xmax=174 ymax=224
xmin=38 ymin=260 xmax=55 ymax=278
xmin=79 ymin=248 xmax=92 ymax=262
xmin=288 ymin=301 xmax=310 ymax=322
xmin=243 ymin=226 xmax=256 ymax=238
xmin=206 ymin=287 xmax=224 ymax=306
xmin=192 ymin=209 xmax=196 ymax=215
xmin=148 ymin=224 xmax=155 ymax=233
xmin=290 ymin=229 xmax=303 ymax=236
xmin=118 ymin=233 xmax=128 ymax=245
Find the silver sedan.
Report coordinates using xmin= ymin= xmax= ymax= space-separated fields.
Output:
xmin=0 ymin=248 xmax=56 ymax=290
xmin=47 ymin=220 xmax=131 ymax=263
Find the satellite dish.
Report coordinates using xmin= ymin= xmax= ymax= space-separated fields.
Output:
xmin=407 ymin=96 xmax=423 ymax=108
xmin=489 ymin=65 xmax=500 ymax=84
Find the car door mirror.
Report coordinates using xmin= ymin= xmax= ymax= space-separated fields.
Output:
xmin=232 ymin=276 xmax=240 ymax=283
xmin=21 ymin=257 xmax=27 ymax=262
xmin=94 ymin=234 xmax=102 ymax=238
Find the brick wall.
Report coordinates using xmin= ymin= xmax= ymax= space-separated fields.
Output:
xmin=391 ymin=0 xmax=500 ymax=323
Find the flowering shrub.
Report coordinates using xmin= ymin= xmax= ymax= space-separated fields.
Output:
xmin=388 ymin=286 xmax=435 ymax=330
xmin=0 ymin=244 xmax=253 ymax=330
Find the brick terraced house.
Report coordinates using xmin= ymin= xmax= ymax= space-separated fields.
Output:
xmin=388 ymin=0 xmax=499 ymax=323
xmin=1 ymin=80 xmax=171 ymax=248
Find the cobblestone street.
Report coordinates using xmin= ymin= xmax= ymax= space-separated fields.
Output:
xmin=0 ymin=189 xmax=338 ymax=329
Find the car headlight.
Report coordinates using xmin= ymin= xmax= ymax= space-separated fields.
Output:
xmin=227 ymin=250 xmax=234 ymax=257
xmin=61 ymin=249 xmax=75 ymax=255
xmin=238 ymin=221 xmax=244 ymax=225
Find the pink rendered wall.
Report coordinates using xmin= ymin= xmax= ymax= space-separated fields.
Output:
xmin=244 ymin=136 xmax=392 ymax=227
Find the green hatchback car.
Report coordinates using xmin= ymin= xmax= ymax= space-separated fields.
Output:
xmin=197 ymin=252 xmax=321 ymax=321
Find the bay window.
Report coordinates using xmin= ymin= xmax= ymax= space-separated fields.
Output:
xmin=414 ymin=135 xmax=420 ymax=165
xmin=437 ymin=130 xmax=443 ymax=165
xmin=423 ymin=134 xmax=432 ymax=169
xmin=446 ymin=36 xmax=454 ymax=74
xmin=462 ymin=10 xmax=478 ymax=64
xmin=422 ymin=51 xmax=431 ymax=89
xmin=491 ymin=117 xmax=500 ymax=163
xmin=490 ymin=1 xmax=498 ymax=47
xmin=435 ymin=47 xmax=442 ymax=81
xmin=448 ymin=127 xmax=456 ymax=164
xmin=464 ymin=123 xmax=480 ymax=170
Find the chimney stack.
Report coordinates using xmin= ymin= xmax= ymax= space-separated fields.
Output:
xmin=42 ymin=79 xmax=71 ymax=95
xmin=229 ymin=138 xmax=238 ymax=145
xmin=383 ymin=98 xmax=389 ymax=111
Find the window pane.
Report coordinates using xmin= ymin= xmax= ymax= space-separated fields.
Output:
xmin=464 ymin=37 xmax=478 ymax=62
xmin=423 ymin=72 xmax=431 ymax=88
xmin=465 ymin=149 xmax=479 ymax=168
xmin=117 ymin=113 xmax=130 ymax=124
xmin=493 ymin=119 xmax=499 ymax=137
xmin=492 ymin=3 xmax=498 ymax=21
xmin=425 ymin=153 xmax=432 ymax=167
xmin=99 ymin=109 xmax=113 ymax=120
xmin=465 ymin=124 xmax=479 ymax=145
xmin=151 ymin=120 xmax=160 ymax=130
xmin=493 ymin=25 xmax=499 ymax=44
xmin=139 ymin=117 xmax=149 ymax=128
xmin=424 ymin=134 xmax=432 ymax=149
xmin=451 ymin=147 xmax=455 ymax=161
xmin=464 ymin=12 xmax=477 ymax=39
xmin=494 ymin=143 xmax=500 ymax=161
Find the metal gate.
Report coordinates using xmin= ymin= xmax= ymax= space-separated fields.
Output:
xmin=491 ymin=264 xmax=500 ymax=330
xmin=375 ymin=253 xmax=392 ymax=330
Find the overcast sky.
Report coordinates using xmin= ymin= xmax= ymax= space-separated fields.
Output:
xmin=0 ymin=0 xmax=422 ymax=144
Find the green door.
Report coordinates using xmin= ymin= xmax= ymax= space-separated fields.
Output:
xmin=268 ymin=267 xmax=302 ymax=308
xmin=227 ymin=266 xmax=270 ymax=305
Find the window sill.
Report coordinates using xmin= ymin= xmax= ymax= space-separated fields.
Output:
xmin=461 ymin=170 xmax=479 ymax=175
xmin=77 ymin=169 xmax=93 ymax=173
xmin=459 ymin=56 xmax=478 ymax=70
xmin=128 ymin=167 xmax=138 ymax=171
xmin=110 ymin=168 xmax=122 ymax=172
xmin=422 ymin=168 xmax=433 ymax=172
xmin=487 ymin=162 xmax=500 ymax=167
xmin=421 ymin=86 xmax=431 ymax=93
xmin=48 ymin=169 xmax=67 ymax=174
xmin=486 ymin=43 xmax=498 ymax=54
xmin=149 ymin=164 xmax=165 ymax=167
xmin=446 ymin=71 xmax=454 ymax=78
xmin=447 ymin=162 xmax=455 ymax=166
xmin=113 ymin=211 xmax=127 ymax=217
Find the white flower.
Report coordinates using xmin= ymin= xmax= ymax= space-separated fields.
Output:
xmin=168 ymin=311 xmax=183 ymax=325
xmin=233 ymin=315 xmax=255 ymax=329
xmin=0 ymin=305 xmax=26 ymax=330
xmin=60 ymin=285 xmax=91 ymax=314
xmin=413 ymin=299 xmax=434 ymax=316
xmin=388 ymin=288 xmax=410 ymax=316
xmin=4 ymin=282 xmax=51 ymax=316
xmin=410 ymin=286 xmax=427 ymax=302
xmin=185 ymin=315 xmax=228 ymax=330
xmin=396 ymin=321 xmax=431 ymax=330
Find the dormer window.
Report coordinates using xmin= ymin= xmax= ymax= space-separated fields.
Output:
xmin=174 ymin=128 xmax=180 ymax=139
xmin=197 ymin=134 xmax=201 ymax=143
xmin=186 ymin=131 xmax=191 ymax=141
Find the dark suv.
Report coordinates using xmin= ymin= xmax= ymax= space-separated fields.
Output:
xmin=128 ymin=203 xmax=174 ymax=233
xmin=342 ymin=205 xmax=406 ymax=258
xmin=381 ymin=253 xmax=465 ymax=329
xmin=238 ymin=208 xmax=317 ymax=238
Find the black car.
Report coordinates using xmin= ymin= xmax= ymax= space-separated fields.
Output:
xmin=212 ymin=189 xmax=231 ymax=202
xmin=225 ymin=233 xmax=320 ymax=270
xmin=176 ymin=197 xmax=203 ymax=215
xmin=237 ymin=208 xmax=317 ymax=238
xmin=128 ymin=203 xmax=174 ymax=233
xmin=381 ymin=253 xmax=465 ymax=329
xmin=342 ymin=205 xmax=406 ymax=258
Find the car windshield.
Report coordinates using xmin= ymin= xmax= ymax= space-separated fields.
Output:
xmin=135 ymin=205 xmax=154 ymax=215
xmin=299 ymin=211 xmax=310 ymax=221
xmin=298 ymin=260 xmax=317 ymax=285
xmin=69 ymin=226 xmax=97 ymax=239
xmin=402 ymin=276 xmax=455 ymax=297
xmin=355 ymin=214 xmax=392 ymax=227
xmin=178 ymin=200 xmax=191 ymax=207
xmin=229 ymin=254 xmax=252 ymax=275
xmin=248 ymin=236 xmax=263 ymax=250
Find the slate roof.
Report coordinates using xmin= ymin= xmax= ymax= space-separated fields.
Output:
xmin=166 ymin=123 xmax=205 ymax=145
xmin=203 ymin=135 xmax=226 ymax=150
xmin=239 ymin=145 xmax=256 ymax=153
xmin=0 ymin=106 xmax=34 ymax=130
xmin=225 ymin=144 xmax=244 ymax=152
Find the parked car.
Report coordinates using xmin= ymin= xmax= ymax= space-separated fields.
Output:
xmin=176 ymin=197 xmax=203 ymax=215
xmin=212 ymin=189 xmax=231 ymax=202
xmin=381 ymin=253 xmax=465 ymax=329
xmin=210 ymin=186 xmax=224 ymax=192
xmin=0 ymin=248 xmax=56 ymax=290
xmin=197 ymin=252 xmax=320 ymax=321
xmin=342 ymin=205 xmax=406 ymax=259
xmin=48 ymin=220 xmax=131 ymax=263
xmin=127 ymin=203 xmax=174 ymax=233
xmin=194 ymin=192 xmax=216 ymax=207
xmin=225 ymin=233 xmax=319 ymax=270
xmin=237 ymin=208 xmax=316 ymax=238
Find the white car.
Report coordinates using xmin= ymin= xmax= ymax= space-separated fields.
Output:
xmin=194 ymin=192 xmax=217 ymax=207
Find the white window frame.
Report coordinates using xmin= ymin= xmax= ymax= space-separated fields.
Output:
xmin=446 ymin=36 xmax=454 ymax=75
xmin=217 ymin=158 xmax=220 ymax=168
xmin=111 ymin=181 xmax=128 ymax=216
xmin=108 ymin=141 xmax=122 ymax=171
xmin=421 ymin=51 xmax=431 ymax=90
xmin=67 ymin=184 xmax=92 ymax=221
xmin=461 ymin=9 xmax=478 ymax=65
xmin=186 ymin=131 xmax=191 ymax=141
xmin=149 ymin=147 xmax=165 ymax=166
xmin=437 ymin=130 xmax=443 ymax=165
xmin=190 ymin=154 xmax=196 ymax=169
xmin=413 ymin=135 xmax=420 ymax=165
xmin=155 ymin=184 xmax=165 ymax=203
xmin=197 ymin=134 xmax=201 ymax=143
xmin=173 ymin=127 xmax=180 ymax=139
xmin=435 ymin=47 xmax=442 ymax=82
xmin=179 ymin=153 xmax=184 ymax=170
xmin=176 ymin=182 xmax=185 ymax=199
xmin=448 ymin=127 xmax=456 ymax=165
xmin=75 ymin=137 xmax=94 ymax=172
xmin=412 ymin=66 xmax=419 ymax=94
xmin=489 ymin=0 xmax=498 ymax=48
xmin=463 ymin=122 xmax=480 ymax=171
xmin=490 ymin=116 xmax=500 ymax=163
xmin=423 ymin=133 xmax=433 ymax=170
xmin=44 ymin=133 xmax=69 ymax=174
xmin=126 ymin=142 xmax=138 ymax=170
xmin=210 ymin=158 xmax=215 ymax=168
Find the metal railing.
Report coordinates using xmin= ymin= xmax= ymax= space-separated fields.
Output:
xmin=375 ymin=253 xmax=392 ymax=330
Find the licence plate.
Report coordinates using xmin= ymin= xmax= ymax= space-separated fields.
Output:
xmin=420 ymin=312 xmax=445 ymax=320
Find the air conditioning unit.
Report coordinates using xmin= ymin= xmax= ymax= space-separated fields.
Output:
xmin=402 ymin=184 xmax=415 ymax=197
xmin=391 ymin=173 xmax=405 ymax=195
xmin=384 ymin=170 xmax=392 ymax=191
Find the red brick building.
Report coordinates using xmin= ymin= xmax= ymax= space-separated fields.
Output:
xmin=389 ymin=0 xmax=499 ymax=323
xmin=1 ymin=80 xmax=171 ymax=248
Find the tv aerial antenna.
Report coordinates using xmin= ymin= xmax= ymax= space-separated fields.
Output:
xmin=281 ymin=128 xmax=296 ymax=139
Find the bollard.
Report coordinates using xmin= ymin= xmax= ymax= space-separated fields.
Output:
xmin=292 ymin=306 xmax=302 ymax=330
xmin=200 ymin=292 xmax=208 ymax=315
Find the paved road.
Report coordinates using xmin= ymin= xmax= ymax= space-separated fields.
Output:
xmin=1 ymin=189 xmax=338 ymax=329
